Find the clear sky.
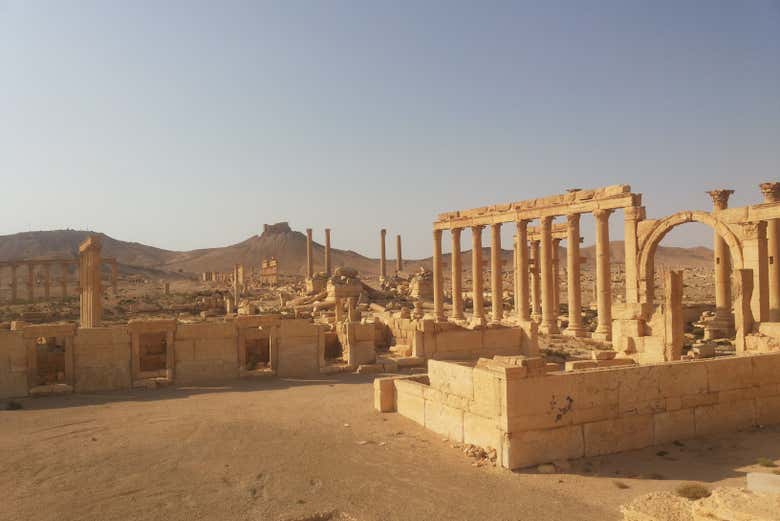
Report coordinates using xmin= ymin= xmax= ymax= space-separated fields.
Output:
xmin=2 ymin=1 xmax=778 ymax=258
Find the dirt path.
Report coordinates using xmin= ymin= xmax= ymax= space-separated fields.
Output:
xmin=2 ymin=375 xmax=778 ymax=521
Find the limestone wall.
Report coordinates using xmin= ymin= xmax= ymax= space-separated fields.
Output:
xmin=275 ymin=320 xmax=325 ymax=378
xmin=0 ymin=330 xmax=27 ymax=399
xmin=73 ymin=326 xmax=132 ymax=392
xmin=379 ymin=353 xmax=780 ymax=470
xmin=175 ymin=322 xmax=238 ymax=384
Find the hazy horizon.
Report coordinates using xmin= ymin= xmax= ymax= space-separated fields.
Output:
xmin=3 ymin=1 xmax=778 ymax=257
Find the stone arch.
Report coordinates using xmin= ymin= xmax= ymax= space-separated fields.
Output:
xmin=637 ymin=210 xmax=743 ymax=302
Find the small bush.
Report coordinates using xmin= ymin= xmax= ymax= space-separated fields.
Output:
xmin=675 ymin=483 xmax=711 ymax=500
xmin=756 ymin=457 xmax=777 ymax=468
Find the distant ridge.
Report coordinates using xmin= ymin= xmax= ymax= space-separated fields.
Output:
xmin=0 ymin=226 xmax=714 ymax=277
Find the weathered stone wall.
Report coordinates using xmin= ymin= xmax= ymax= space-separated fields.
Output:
xmin=0 ymin=330 xmax=27 ymax=399
xmin=275 ymin=320 xmax=325 ymax=378
xmin=175 ymin=322 xmax=238 ymax=384
xmin=73 ymin=326 xmax=132 ymax=392
xmin=379 ymin=353 xmax=780 ymax=469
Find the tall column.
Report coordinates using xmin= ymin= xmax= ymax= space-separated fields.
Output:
xmin=432 ymin=229 xmax=445 ymax=321
xmin=471 ymin=226 xmax=485 ymax=324
xmin=60 ymin=263 xmax=68 ymax=298
xmin=10 ymin=264 xmax=17 ymax=303
xmin=79 ymin=235 xmax=103 ymax=328
xmin=552 ymin=238 xmax=561 ymax=316
xmin=530 ymin=240 xmax=541 ymax=321
xmin=43 ymin=263 xmax=51 ymax=299
xmin=27 ymin=263 xmax=34 ymax=301
xmin=324 ymin=228 xmax=332 ymax=277
xmin=451 ymin=228 xmax=464 ymax=320
xmin=490 ymin=223 xmax=503 ymax=323
xmin=760 ymin=182 xmax=780 ymax=321
xmin=539 ymin=216 xmax=559 ymax=334
xmin=624 ymin=206 xmax=644 ymax=304
xmin=564 ymin=213 xmax=585 ymax=336
xmin=707 ymin=190 xmax=735 ymax=329
xmin=379 ymin=229 xmax=387 ymax=281
xmin=396 ymin=234 xmax=403 ymax=272
xmin=305 ymin=228 xmax=314 ymax=279
xmin=593 ymin=209 xmax=613 ymax=340
xmin=515 ymin=221 xmax=530 ymax=321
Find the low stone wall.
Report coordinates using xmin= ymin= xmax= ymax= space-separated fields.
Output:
xmin=377 ymin=352 xmax=780 ymax=469
xmin=377 ymin=312 xmax=538 ymax=360
xmin=0 ymin=317 xmax=329 ymax=398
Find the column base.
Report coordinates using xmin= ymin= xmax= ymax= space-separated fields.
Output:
xmin=563 ymin=326 xmax=587 ymax=338
xmin=592 ymin=330 xmax=611 ymax=342
xmin=540 ymin=322 xmax=560 ymax=335
xmin=469 ymin=316 xmax=487 ymax=329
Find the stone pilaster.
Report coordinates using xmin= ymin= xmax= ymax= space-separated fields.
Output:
xmin=593 ymin=209 xmax=613 ymax=340
xmin=432 ymin=229 xmax=445 ymax=321
xmin=490 ymin=223 xmax=503 ymax=323
xmin=564 ymin=213 xmax=585 ymax=337
xmin=471 ymin=226 xmax=485 ymax=325
xmin=760 ymin=182 xmax=780 ymax=321
xmin=515 ymin=221 xmax=530 ymax=321
xmin=451 ymin=228 xmax=464 ymax=320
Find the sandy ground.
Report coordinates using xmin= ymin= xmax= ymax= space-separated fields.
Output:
xmin=3 ymin=375 xmax=778 ymax=521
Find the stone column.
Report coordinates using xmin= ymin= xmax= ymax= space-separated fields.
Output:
xmin=432 ymin=229 xmax=445 ymax=321
xmin=624 ymin=206 xmax=644 ymax=304
xmin=760 ymin=182 xmax=780 ymax=321
xmin=742 ymin=221 xmax=770 ymax=323
xmin=43 ymin=263 xmax=51 ymax=299
xmin=707 ymin=190 xmax=735 ymax=329
xmin=306 ymin=228 xmax=314 ymax=279
xmin=530 ymin=240 xmax=541 ymax=321
xmin=10 ymin=264 xmax=17 ymax=303
xmin=471 ymin=226 xmax=485 ymax=324
xmin=379 ymin=229 xmax=387 ymax=281
xmin=490 ymin=223 xmax=503 ymax=323
xmin=564 ymin=213 xmax=585 ymax=337
xmin=515 ymin=221 xmax=530 ymax=321
xmin=539 ymin=217 xmax=559 ymax=334
xmin=79 ymin=236 xmax=103 ymax=328
xmin=396 ymin=234 xmax=403 ymax=272
xmin=593 ymin=209 xmax=613 ymax=340
xmin=324 ymin=228 xmax=332 ymax=277
xmin=60 ymin=263 xmax=68 ymax=298
xmin=552 ymin=238 xmax=561 ymax=316
xmin=451 ymin=228 xmax=464 ymax=320
xmin=26 ymin=263 xmax=34 ymax=301
xmin=664 ymin=270 xmax=684 ymax=361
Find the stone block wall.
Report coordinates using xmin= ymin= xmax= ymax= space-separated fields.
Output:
xmin=378 ymin=352 xmax=780 ymax=469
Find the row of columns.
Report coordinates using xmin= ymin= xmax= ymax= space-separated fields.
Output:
xmin=760 ymin=183 xmax=780 ymax=322
xmin=431 ymin=211 xmax=613 ymax=336
xmin=0 ymin=259 xmax=117 ymax=303
xmin=379 ymin=230 xmax=403 ymax=281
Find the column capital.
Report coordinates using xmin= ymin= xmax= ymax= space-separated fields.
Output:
xmin=592 ymin=208 xmax=613 ymax=220
xmin=490 ymin=222 xmax=502 ymax=231
xmin=539 ymin=215 xmax=553 ymax=225
xmin=760 ymin=182 xmax=780 ymax=203
xmin=471 ymin=224 xmax=484 ymax=232
xmin=706 ymin=189 xmax=734 ymax=210
xmin=552 ymin=237 xmax=562 ymax=246
xmin=380 ymin=228 xmax=387 ymax=236
xmin=433 ymin=228 xmax=443 ymax=239
xmin=451 ymin=227 xmax=462 ymax=236
xmin=566 ymin=213 xmax=580 ymax=225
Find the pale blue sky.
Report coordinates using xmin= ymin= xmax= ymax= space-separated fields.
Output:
xmin=1 ymin=1 xmax=778 ymax=257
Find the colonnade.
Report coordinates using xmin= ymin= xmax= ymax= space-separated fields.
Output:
xmin=0 ymin=258 xmax=118 ymax=303
xmin=431 ymin=209 xmax=616 ymax=338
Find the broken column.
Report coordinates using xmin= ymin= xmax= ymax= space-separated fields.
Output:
xmin=490 ymin=223 xmax=503 ymax=323
xmin=396 ymin=234 xmax=403 ymax=272
xmin=564 ymin=213 xmax=585 ymax=336
xmin=324 ymin=228 xmax=332 ymax=277
xmin=78 ymin=236 xmax=103 ymax=328
xmin=471 ymin=225 xmax=485 ymax=325
xmin=515 ymin=221 xmax=530 ymax=322
xmin=451 ymin=228 xmax=464 ymax=320
xmin=707 ymin=189 xmax=735 ymax=336
xmin=593 ymin=209 xmax=613 ymax=340
xmin=760 ymin=182 xmax=780 ymax=321
xmin=664 ymin=270 xmax=684 ymax=361
xmin=539 ymin=216 xmax=559 ymax=334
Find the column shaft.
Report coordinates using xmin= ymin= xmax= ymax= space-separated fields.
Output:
xmin=379 ymin=229 xmax=387 ymax=280
xmin=471 ymin=226 xmax=485 ymax=323
xmin=530 ymin=241 xmax=541 ymax=321
xmin=324 ymin=229 xmax=332 ymax=277
xmin=432 ymin=229 xmax=444 ymax=321
xmin=594 ymin=209 xmax=613 ymax=339
xmin=305 ymin=228 xmax=314 ymax=278
xmin=396 ymin=235 xmax=403 ymax=272
xmin=451 ymin=228 xmax=464 ymax=320
xmin=564 ymin=213 xmax=585 ymax=336
xmin=490 ymin=223 xmax=503 ymax=322
xmin=515 ymin=221 xmax=530 ymax=321
xmin=539 ymin=217 xmax=559 ymax=334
